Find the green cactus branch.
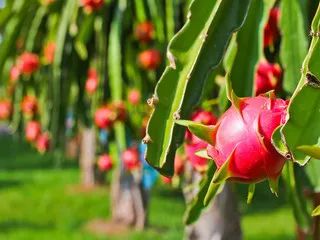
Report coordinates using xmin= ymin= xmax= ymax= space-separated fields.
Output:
xmin=274 ymin=3 xmax=320 ymax=165
xmin=145 ymin=0 xmax=251 ymax=176
xmin=229 ymin=0 xmax=274 ymax=97
xmin=280 ymin=0 xmax=308 ymax=93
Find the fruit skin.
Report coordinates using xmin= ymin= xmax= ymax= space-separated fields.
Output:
xmin=17 ymin=52 xmax=39 ymax=75
xmin=36 ymin=133 xmax=50 ymax=153
xmin=10 ymin=65 xmax=21 ymax=83
xmin=21 ymin=95 xmax=38 ymax=116
xmin=127 ymin=89 xmax=141 ymax=105
xmin=254 ymin=61 xmax=282 ymax=96
xmin=85 ymin=68 xmax=99 ymax=94
xmin=25 ymin=121 xmax=41 ymax=142
xmin=97 ymin=154 xmax=113 ymax=172
xmin=174 ymin=154 xmax=185 ymax=176
xmin=135 ymin=22 xmax=154 ymax=43
xmin=122 ymin=148 xmax=141 ymax=171
xmin=81 ymin=0 xmax=104 ymax=13
xmin=0 ymin=100 xmax=12 ymax=120
xmin=207 ymin=96 xmax=287 ymax=183
xmin=138 ymin=49 xmax=161 ymax=70
xmin=43 ymin=42 xmax=56 ymax=64
xmin=161 ymin=176 xmax=172 ymax=184
xmin=185 ymin=110 xmax=217 ymax=172
xmin=111 ymin=101 xmax=126 ymax=122
xmin=264 ymin=7 xmax=280 ymax=48
xmin=94 ymin=106 xmax=116 ymax=129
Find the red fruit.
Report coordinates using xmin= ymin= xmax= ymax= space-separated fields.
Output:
xmin=17 ymin=52 xmax=39 ymax=75
xmin=127 ymin=89 xmax=141 ymax=105
xmin=207 ymin=96 xmax=287 ymax=183
xmin=185 ymin=143 xmax=208 ymax=172
xmin=174 ymin=154 xmax=185 ymax=176
xmin=111 ymin=101 xmax=126 ymax=121
xmin=185 ymin=110 xmax=217 ymax=172
xmin=97 ymin=154 xmax=113 ymax=172
xmin=21 ymin=95 xmax=38 ymax=116
xmin=85 ymin=68 xmax=99 ymax=94
xmin=122 ymin=148 xmax=140 ymax=171
xmin=0 ymin=100 xmax=11 ymax=120
xmin=135 ymin=22 xmax=154 ymax=43
xmin=25 ymin=121 xmax=41 ymax=142
xmin=44 ymin=42 xmax=56 ymax=64
xmin=36 ymin=133 xmax=50 ymax=153
xmin=10 ymin=65 xmax=21 ymax=83
xmin=81 ymin=0 xmax=104 ymax=13
xmin=264 ymin=8 xmax=280 ymax=48
xmin=94 ymin=106 xmax=116 ymax=129
xmin=254 ymin=61 xmax=282 ymax=96
xmin=138 ymin=49 xmax=161 ymax=70
xmin=161 ymin=176 xmax=172 ymax=184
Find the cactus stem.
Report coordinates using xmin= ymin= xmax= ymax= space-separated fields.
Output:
xmin=187 ymin=11 xmax=191 ymax=19
xmin=306 ymin=72 xmax=320 ymax=88
xmin=147 ymin=94 xmax=159 ymax=107
xmin=173 ymin=110 xmax=181 ymax=120
xmin=142 ymin=134 xmax=152 ymax=144
xmin=310 ymin=30 xmax=320 ymax=37
xmin=167 ymin=51 xmax=176 ymax=69
xmin=201 ymin=32 xmax=208 ymax=42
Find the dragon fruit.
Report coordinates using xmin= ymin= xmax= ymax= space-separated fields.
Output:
xmin=85 ymin=68 xmax=99 ymax=94
xmin=174 ymin=154 xmax=185 ymax=176
xmin=178 ymin=94 xmax=288 ymax=201
xmin=21 ymin=95 xmax=38 ymax=116
xmin=264 ymin=7 xmax=280 ymax=48
xmin=36 ymin=133 xmax=50 ymax=153
xmin=209 ymin=96 xmax=287 ymax=183
xmin=185 ymin=110 xmax=217 ymax=172
xmin=97 ymin=154 xmax=113 ymax=172
xmin=0 ymin=100 xmax=11 ymax=120
xmin=122 ymin=147 xmax=141 ymax=171
xmin=10 ymin=65 xmax=21 ymax=83
xmin=138 ymin=49 xmax=161 ymax=70
xmin=17 ymin=52 xmax=39 ymax=75
xmin=94 ymin=106 xmax=116 ymax=129
xmin=81 ymin=0 xmax=104 ymax=13
xmin=128 ymin=89 xmax=141 ymax=105
xmin=254 ymin=61 xmax=282 ymax=96
xmin=25 ymin=121 xmax=41 ymax=142
xmin=43 ymin=41 xmax=56 ymax=64
xmin=135 ymin=22 xmax=154 ymax=43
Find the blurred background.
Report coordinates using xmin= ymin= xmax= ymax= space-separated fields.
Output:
xmin=0 ymin=0 xmax=311 ymax=239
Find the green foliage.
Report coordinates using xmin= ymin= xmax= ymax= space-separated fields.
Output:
xmin=2 ymin=0 xmax=320 ymax=233
xmin=145 ymin=0 xmax=251 ymax=176
xmin=230 ymin=0 xmax=274 ymax=97
xmin=0 ymin=136 xmax=295 ymax=239
xmin=274 ymin=3 xmax=320 ymax=165
xmin=282 ymin=162 xmax=311 ymax=231
xmin=280 ymin=0 xmax=308 ymax=93
xmin=312 ymin=205 xmax=320 ymax=216
xmin=108 ymin=0 xmax=126 ymax=152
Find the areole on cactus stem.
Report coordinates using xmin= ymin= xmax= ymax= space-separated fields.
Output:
xmin=176 ymin=77 xmax=288 ymax=205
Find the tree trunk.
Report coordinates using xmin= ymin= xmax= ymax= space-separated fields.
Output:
xmin=65 ymin=135 xmax=80 ymax=159
xmin=79 ymin=128 xmax=96 ymax=187
xmin=111 ymin=167 xmax=148 ymax=230
xmin=184 ymin=164 xmax=242 ymax=240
